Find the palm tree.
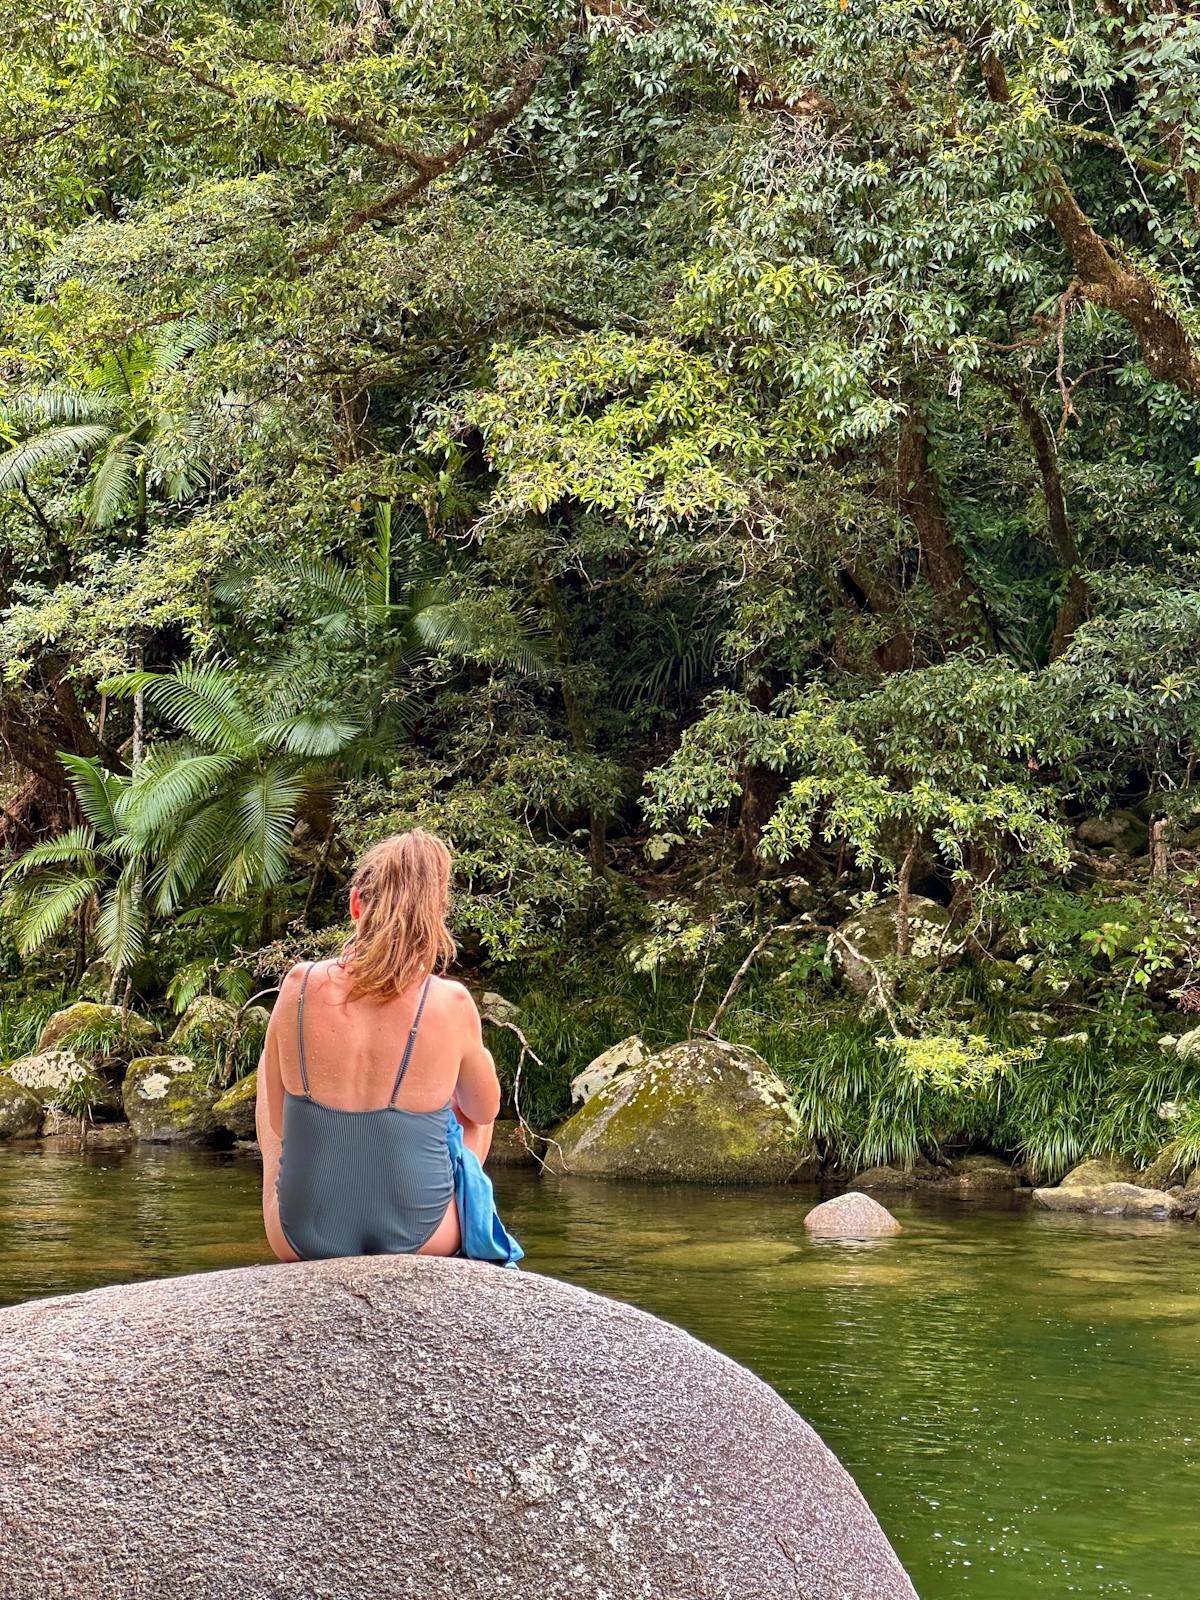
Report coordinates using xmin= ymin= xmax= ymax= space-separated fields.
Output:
xmin=2 ymin=755 xmax=146 ymax=979
xmin=100 ymin=661 xmax=362 ymax=919
xmin=0 ymin=320 xmax=215 ymax=535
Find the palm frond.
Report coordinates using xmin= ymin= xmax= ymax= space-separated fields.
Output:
xmin=151 ymin=317 xmax=217 ymax=373
xmin=95 ymin=876 xmax=147 ymax=971
xmin=147 ymin=800 xmax=238 ymax=912
xmin=102 ymin=663 xmax=256 ymax=755
xmin=0 ymin=423 xmax=112 ymax=491
xmin=11 ymin=870 xmax=100 ymax=952
xmin=1 ymin=385 xmax=111 ymax=429
xmin=1 ymin=826 xmax=99 ymax=883
xmin=364 ymin=502 xmax=393 ymax=611
xmin=217 ymin=761 xmax=306 ymax=897
xmin=86 ymin=436 xmax=141 ymax=529
xmin=256 ymin=709 xmax=363 ymax=757
xmin=124 ymin=747 xmax=240 ymax=841
xmin=60 ymin=752 xmax=130 ymax=841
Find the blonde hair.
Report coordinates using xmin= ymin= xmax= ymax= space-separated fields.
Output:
xmin=341 ymin=829 xmax=457 ymax=1000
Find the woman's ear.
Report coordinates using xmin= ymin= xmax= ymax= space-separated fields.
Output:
xmin=349 ymin=885 xmax=362 ymax=922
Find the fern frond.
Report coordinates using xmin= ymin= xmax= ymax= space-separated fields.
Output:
xmin=0 ymin=423 xmax=112 ymax=490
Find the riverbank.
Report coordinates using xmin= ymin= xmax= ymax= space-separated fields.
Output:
xmin=1 ymin=1141 xmax=1198 ymax=1599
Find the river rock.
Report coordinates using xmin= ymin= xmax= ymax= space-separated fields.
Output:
xmin=122 ymin=1055 xmax=220 ymax=1144
xmin=169 ymin=996 xmax=270 ymax=1061
xmin=484 ymin=1118 xmax=541 ymax=1168
xmin=852 ymin=1161 xmax=940 ymax=1192
xmin=3 ymin=1049 xmax=121 ymax=1115
xmin=570 ymin=1034 xmax=647 ymax=1104
xmin=943 ymin=1155 xmax=1023 ymax=1197
xmin=0 ymin=1256 xmax=917 ymax=1600
xmin=550 ymin=1038 xmax=812 ymax=1184
xmin=830 ymin=894 xmax=956 ymax=1002
xmin=1033 ymin=1182 xmax=1181 ymax=1219
xmin=1138 ymin=1146 xmax=1190 ymax=1190
xmin=36 ymin=1001 xmax=155 ymax=1057
xmin=1060 ymin=1157 xmax=1137 ymax=1187
xmin=805 ymin=1192 xmax=902 ymax=1239
xmin=0 ymin=1074 xmax=42 ymax=1139
xmin=212 ymin=1071 xmax=258 ymax=1139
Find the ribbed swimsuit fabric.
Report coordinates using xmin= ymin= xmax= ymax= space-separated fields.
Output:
xmin=275 ymin=965 xmax=455 ymax=1261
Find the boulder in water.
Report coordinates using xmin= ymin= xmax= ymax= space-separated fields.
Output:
xmin=550 ymin=1037 xmax=812 ymax=1183
xmin=805 ymin=1192 xmax=903 ymax=1239
xmin=0 ymin=1074 xmax=41 ymax=1139
xmin=1034 ymin=1182 xmax=1181 ymax=1219
xmin=570 ymin=1033 xmax=647 ymax=1104
xmin=122 ymin=1055 xmax=220 ymax=1144
xmin=0 ymin=1257 xmax=917 ymax=1600
xmin=3 ymin=1049 xmax=121 ymax=1116
xmin=212 ymin=1070 xmax=258 ymax=1139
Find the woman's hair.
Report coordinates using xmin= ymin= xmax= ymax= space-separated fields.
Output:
xmin=341 ymin=829 xmax=457 ymax=1000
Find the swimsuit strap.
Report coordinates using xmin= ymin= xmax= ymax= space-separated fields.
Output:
xmin=296 ymin=962 xmax=316 ymax=1099
xmin=389 ymin=976 xmax=432 ymax=1106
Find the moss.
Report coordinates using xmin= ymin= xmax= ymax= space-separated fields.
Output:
xmin=37 ymin=1002 xmax=156 ymax=1056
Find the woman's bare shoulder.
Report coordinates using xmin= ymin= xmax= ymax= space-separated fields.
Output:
xmin=429 ymin=976 xmax=480 ymax=1016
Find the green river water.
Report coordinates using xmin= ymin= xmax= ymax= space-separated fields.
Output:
xmin=1 ymin=1143 xmax=1198 ymax=1599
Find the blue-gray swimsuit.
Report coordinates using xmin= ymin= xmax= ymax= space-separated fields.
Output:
xmin=276 ymin=965 xmax=454 ymax=1260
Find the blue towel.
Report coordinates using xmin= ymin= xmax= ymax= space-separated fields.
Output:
xmin=447 ymin=1115 xmax=524 ymax=1268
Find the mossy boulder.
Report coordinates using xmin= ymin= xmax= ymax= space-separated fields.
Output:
xmin=212 ymin=1072 xmax=258 ymax=1140
xmin=943 ymin=1155 xmax=1024 ymax=1197
xmin=570 ymin=1035 xmax=647 ymax=1105
xmin=169 ymin=997 xmax=270 ymax=1062
xmin=549 ymin=1038 xmax=813 ymax=1184
xmin=0 ymin=1075 xmax=42 ymax=1139
xmin=1034 ymin=1182 xmax=1180 ymax=1219
xmin=830 ymin=895 xmax=956 ymax=1003
xmin=1060 ymin=1156 xmax=1137 ymax=1188
xmin=36 ymin=1002 xmax=156 ymax=1059
xmin=4 ymin=1050 xmax=121 ymax=1115
xmin=1076 ymin=809 xmax=1150 ymax=854
xmin=123 ymin=1056 xmax=221 ymax=1145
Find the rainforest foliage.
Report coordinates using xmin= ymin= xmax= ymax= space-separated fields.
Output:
xmin=3 ymin=1 xmax=1200 ymax=1173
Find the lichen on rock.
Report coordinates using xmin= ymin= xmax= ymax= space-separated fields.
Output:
xmin=3 ymin=1049 xmax=121 ymax=1115
xmin=212 ymin=1071 xmax=258 ymax=1140
xmin=550 ymin=1037 xmax=813 ymax=1184
xmin=0 ymin=1074 xmax=42 ymax=1140
xmin=123 ymin=1055 xmax=221 ymax=1144
xmin=570 ymin=1034 xmax=647 ymax=1104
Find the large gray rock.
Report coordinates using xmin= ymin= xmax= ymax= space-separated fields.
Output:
xmin=550 ymin=1038 xmax=812 ymax=1184
xmin=830 ymin=895 xmax=956 ymax=1002
xmin=1033 ymin=1182 xmax=1180 ymax=1219
xmin=4 ymin=1049 xmax=121 ymax=1115
xmin=36 ymin=1001 xmax=155 ymax=1056
xmin=805 ymin=1193 xmax=903 ymax=1239
xmin=122 ymin=1055 xmax=220 ymax=1144
xmin=0 ymin=1257 xmax=917 ymax=1600
xmin=0 ymin=1074 xmax=41 ymax=1139
xmin=1059 ymin=1157 xmax=1136 ymax=1188
xmin=570 ymin=1034 xmax=648 ymax=1104
xmin=211 ymin=1070 xmax=258 ymax=1139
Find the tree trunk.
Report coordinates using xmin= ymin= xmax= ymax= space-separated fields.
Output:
xmin=980 ymin=45 xmax=1200 ymax=396
xmin=896 ymin=405 xmax=993 ymax=651
xmin=1151 ymin=818 xmax=1170 ymax=879
xmin=978 ymin=370 xmax=1089 ymax=657
xmin=895 ymin=836 xmax=918 ymax=959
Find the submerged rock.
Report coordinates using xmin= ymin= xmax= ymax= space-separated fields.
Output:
xmin=36 ymin=1001 xmax=155 ymax=1057
xmin=212 ymin=1071 xmax=258 ymax=1140
xmin=0 ymin=1074 xmax=42 ymax=1139
xmin=122 ymin=1055 xmax=220 ymax=1144
xmin=1034 ymin=1182 xmax=1181 ymax=1219
xmin=1060 ymin=1157 xmax=1137 ymax=1188
xmin=852 ymin=1161 xmax=940 ymax=1192
xmin=550 ymin=1038 xmax=812 ymax=1184
xmin=0 ymin=1257 xmax=917 ymax=1600
xmin=570 ymin=1034 xmax=647 ymax=1104
xmin=805 ymin=1192 xmax=903 ymax=1239
xmin=943 ymin=1155 xmax=1023 ymax=1197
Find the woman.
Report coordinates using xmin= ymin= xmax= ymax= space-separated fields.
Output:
xmin=256 ymin=828 xmax=515 ymax=1263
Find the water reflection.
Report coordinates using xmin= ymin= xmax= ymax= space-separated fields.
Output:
xmin=1 ymin=1147 xmax=1198 ymax=1599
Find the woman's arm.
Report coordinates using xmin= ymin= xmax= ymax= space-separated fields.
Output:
xmin=255 ymin=980 xmax=299 ymax=1262
xmin=447 ymin=983 xmax=501 ymax=1162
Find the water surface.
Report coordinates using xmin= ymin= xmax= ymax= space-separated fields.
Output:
xmin=2 ymin=1143 xmax=1197 ymax=1599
